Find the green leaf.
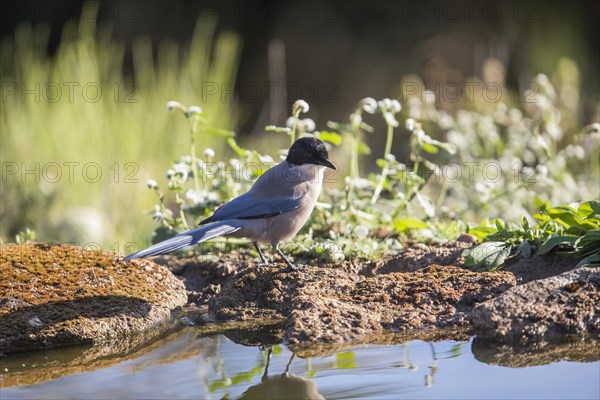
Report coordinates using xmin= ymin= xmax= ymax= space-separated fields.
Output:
xmin=578 ymin=200 xmax=600 ymax=218
xmin=357 ymin=141 xmax=371 ymax=155
xmin=393 ymin=217 xmax=428 ymax=232
xmin=415 ymin=192 xmax=435 ymax=217
xmin=208 ymin=380 xmax=228 ymax=391
xmin=227 ymin=137 xmax=249 ymax=157
xmin=517 ymin=240 xmax=531 ymax=258
xmin=521 ymin=216 xmax=530 ymax=231
xmin=576 ymin=254 xmax=600 ymax=268
xmin=462 ymin=242 xmax=512 ymax=271
xmin=537 ymin=235 xmax=578 ymax=255
xmin=230 ymin=371 xmax=255 ymax=384
xmin=265 ymin=125 xmax=292 ymax=134
xmin=317 ymin=131 xmax=343 ymax=146
xmin=335 ymin=351 xmax=356 ymax=369
xmin=494 ymin=219 xmax=506 ymax=231
xmin=545 ymin=206 xmax=597 ymax=231
xmin=360 ymin=122 xmax=374 ymax=133
xmin=420 ymin=142 xmax=439 ymax=154
xmin=204 ymin=126 xmax=236 ymax=137
xmin=468 ymin=226 xmax=497 ymax=242
xmin=575 ymin=230 xmax=600 ymax=258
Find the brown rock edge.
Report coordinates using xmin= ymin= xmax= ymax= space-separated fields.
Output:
xmin=0 ymin=243 xmax=187 ymax=354
xmin=208 ymin=264 xmax=516 ymax=344
xmin=472 ymin=267 xmax=600 ymax=343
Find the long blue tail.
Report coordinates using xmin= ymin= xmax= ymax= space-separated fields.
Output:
xmin=123 ymin=220 xmax=242 ymax=260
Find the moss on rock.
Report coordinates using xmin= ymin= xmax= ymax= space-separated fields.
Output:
xmin=0 ymin=243 xmax=187 ymax=354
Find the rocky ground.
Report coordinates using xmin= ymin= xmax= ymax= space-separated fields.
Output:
xmin=0 ymin=243 xmax=187 ymax=354
xmin=1 ymin=240 xmax=596 ymax=356
xmin=159 ymin=241 xmax=595 ymax=345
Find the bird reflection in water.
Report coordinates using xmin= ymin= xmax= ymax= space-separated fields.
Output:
xmin=239 ymin=347 xmax=325 ymax=400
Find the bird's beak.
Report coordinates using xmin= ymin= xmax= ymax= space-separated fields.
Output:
xmin=319 ymin=158 xmax=337 ymax=170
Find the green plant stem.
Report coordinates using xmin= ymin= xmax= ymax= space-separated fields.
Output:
xmin=435 ymin=178 xmax=450 ymax=210
xmin=190 ymin=118 xmax=201 ymax=192
xmin=174 ymin=193 xmax=190 ymax=230
xmin=349 ymin=109 xmax=362 ymax=179
xmin=351 ymin=136 xmax=359 ymax=179
xmin=371 ymin=121 xmax=394 ymax=204
xmin=290 ymin=109 xmax=301 ymax=146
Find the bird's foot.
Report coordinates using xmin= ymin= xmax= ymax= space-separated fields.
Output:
xmin=255 ymin=262 xmax=271 ymax=267
xmin=280 ymin=264 xmax=301 ymax=272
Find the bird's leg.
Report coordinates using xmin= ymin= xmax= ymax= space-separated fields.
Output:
xmin=262 ymin=346 xmax=273 ymax=381
xmin=273 ymin=244 xmax=297 ymax=271
xmin=283 ymin=353 xmax=296 ymax=376
xmin=253 ymin=242 xmax=269 ymax=264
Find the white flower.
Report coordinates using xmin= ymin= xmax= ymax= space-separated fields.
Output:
xmin=414 ymin=129 xmax=427 ymax=142
xmin=285 ymin=116 xmax=295 ymax=128
xmin=405 ymin=118 xmax=415 ymax=132
xmin=350 ymin=112 xmax=362 ymax=126
xmin=378 ymin=98 xmax=393 ymax=110
xmin=359 ymin=97 xmax=377 ymax=114
xmin=438 ymin=112 xmax=454 ymax=129
xmin=204 ymin=148 xmax=215 ymax=159
xmin=509 ymin=108 xmax=523 ymax=122
xmin=293 ymin=99 xmax=309 ymax=114
xmin=565 ymin=144 xmax=585 ymax=159
xmin=188 ymin=105 xmax=203 ymax=115
xmin=391 ymin=99 xmax=401 ymax=113
xmin=258 ymin=154 xmax=274 ymax=163
xmin=173 ymin=162 xmax=189 ymax=180
xmin=385 ymin=153 xmax=396 ymax=162
xmin=181 ymin=155 xmax=192 ymax=164
xmin=384 ymin=112 xmax=399 ymax=127
xmin=166 ymin=169 xmax=175 ymax=179
xmin=152 ymin=205 xmax=163 ymax=221
xmin=185 ymin=189 xmax=205 ymax=204
xmin=536 ymin=73 xmax=549 ymax=86
xmin=166 ymin=101 xmax=187 ymax=113
xmin=351 ymin=177 xmax=373 ymax=189
xmin=146 ymin=179 xmax=158 ymax=189
xmin=300 ymin=118 xmax=316 ymax=132
xmin=423 ymin=90 xmax=436 ymax=104
xmin=207 ymin=192 xmax=219 ymax=202
xmin=536 ymin=165 xmax=548 ymax=178
xmin=229 ymin=159 xmax=242 ymax=169
xmin=166 ymin=101 xmax=180 ymax=110
xmin=354 ymin=225 xmax=369 ymax=239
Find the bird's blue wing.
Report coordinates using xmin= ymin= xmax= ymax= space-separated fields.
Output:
xmin=200 ymin=193 xmax=305 ymax=225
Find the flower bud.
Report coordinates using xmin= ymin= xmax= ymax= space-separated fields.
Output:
xmin=293 ymin=99 xmax=310 ymax=114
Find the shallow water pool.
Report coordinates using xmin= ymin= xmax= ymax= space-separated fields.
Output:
xmin=1 ymin=328 xmax=598 ymax=399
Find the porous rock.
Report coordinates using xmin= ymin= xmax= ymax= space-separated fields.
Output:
xmin=0 ymin=243 xmax=187 ymax=354
xmin=472 ymin=267 xmax=600 ymax=343
xmin=209 ymin=264 xmax=516 ymax=344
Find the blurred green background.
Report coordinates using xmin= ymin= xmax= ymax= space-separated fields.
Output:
xmin=1 ymin=0 xmax=598 ymax=249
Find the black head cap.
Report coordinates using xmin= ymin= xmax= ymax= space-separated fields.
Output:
xmin=286 ymin=137 xmax=336 ymax=170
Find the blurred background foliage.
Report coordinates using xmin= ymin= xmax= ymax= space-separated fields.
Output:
xmin=0 ymin=0 xmax=598 ymax=250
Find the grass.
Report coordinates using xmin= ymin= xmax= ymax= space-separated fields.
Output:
xmin=1 ymin=1 xmax=241 ymax=248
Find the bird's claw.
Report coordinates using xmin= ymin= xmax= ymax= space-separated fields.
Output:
xmin=280 ymin=264 xmax=301 ymax=272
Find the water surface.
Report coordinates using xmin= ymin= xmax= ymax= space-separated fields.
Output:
xmin=1 ymin=328 xmax=598 ymax=399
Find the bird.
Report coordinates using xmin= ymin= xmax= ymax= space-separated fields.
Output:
xmin=123 ymin=137 xmax=336 ymax=270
